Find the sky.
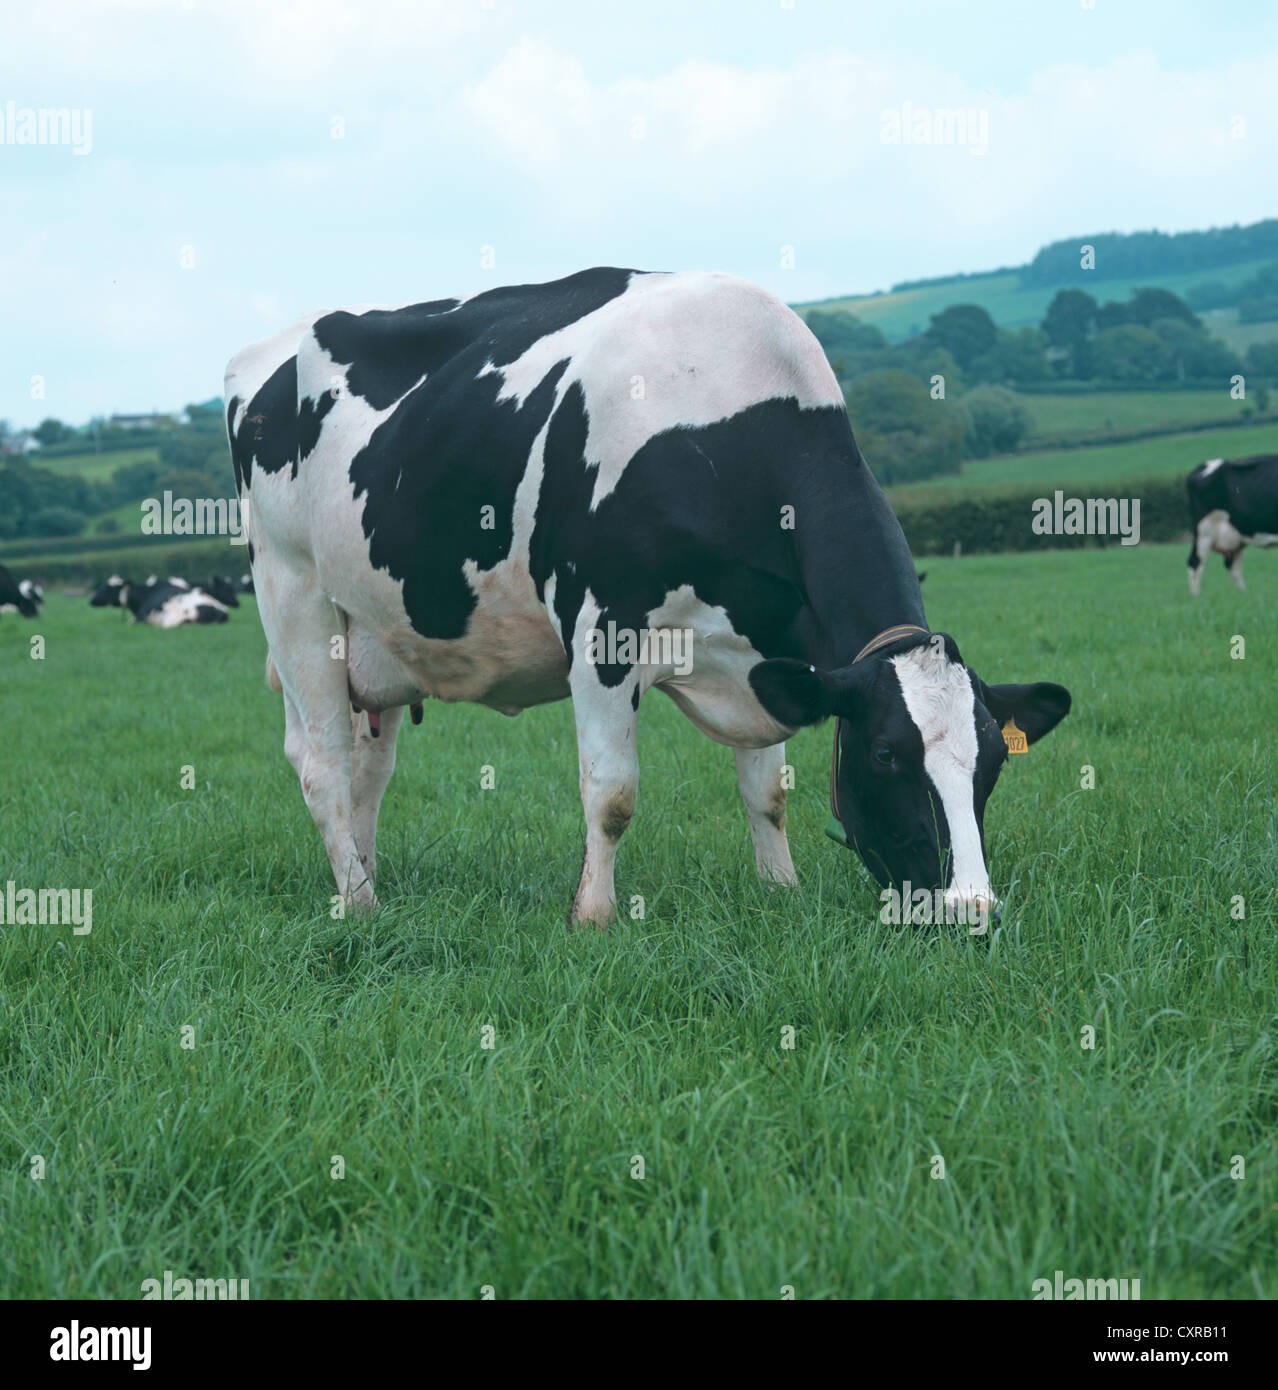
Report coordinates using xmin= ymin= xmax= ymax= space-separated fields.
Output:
xmin=1 ymin=0 xmax=1276 ymax=427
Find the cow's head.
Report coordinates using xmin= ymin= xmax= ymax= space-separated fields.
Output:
xmin=90 ymin=576 xmax=129 ymax=607
xmin=749 ymin=631 xmax=1070 ymax=924
xmin=205 ymin=575 xmax=240 ymax=607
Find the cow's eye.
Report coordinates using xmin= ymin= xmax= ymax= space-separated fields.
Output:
xmin=873 ymin=743 xmax=896 ymax=767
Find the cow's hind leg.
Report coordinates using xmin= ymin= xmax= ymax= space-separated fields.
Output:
xmin=733 ymin=744 xmax=798 ymax=887
xmin=1188 ymin=523 xmax=1209 ymax=596
xmin=265 ymin=579 xmax=372 ymax=911
xmin=568 ymin=663 xmax=639 ymax=928
xmin=349 ymin=705 xmax=404 ymax=891
xmin=1224 ymin=547 xmax=1246 ymax=592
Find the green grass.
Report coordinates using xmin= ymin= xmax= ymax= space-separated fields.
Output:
xmin=888 ymin=422 xmax=1278 ymax=499
xmin=1020 ymin=389 xmax=1253 ymax=441
xmin=1201 ymin=307 xmax=1278 ymax=357
xmin=795 ymin=256 xmax=1278 ymax=342
xmin=30 ymin=446 xmax=159 ymax=482
xmin=1 ymin=549 xmax=1275 ymax=1299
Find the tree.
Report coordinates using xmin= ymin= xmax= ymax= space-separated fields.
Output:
xmin=845 ymin=371 xmax=965 ymax=486
xmin=1042 ymin=289 xmax=1098 ymax=349
xmin=33 ymin=418 xmax=72 ymax=446
xmin=805 ymin=310 xmax=888 ymax=361
xmin=26 ymin=506 xmax=88 ymax=537
xmin=968 ymin=328 xmax=1051 ymax=384
xmin=960 ymin=385 xmax=1033 ymax=457
xmin=1125 ymin=287 xmax=1199 ymax=329
xmin=923 ymin=304 xmax=998 ymax=370
xmin=1090 ymin=324 xmax=1174 ymax=382
xmin=1244 ymin=341 xmax=1278 ymax=378
xmin=1149 ymin=318 xmax=1241 ymax=380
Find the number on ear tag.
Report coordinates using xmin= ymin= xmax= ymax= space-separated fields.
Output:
xmin=1002 ymin=718 xmax=1028 ymax=754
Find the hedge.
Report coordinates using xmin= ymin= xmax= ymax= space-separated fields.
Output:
xmin=892 ymin=474 xmax=1190 ymax=557
xmin=0 ymin=476 xmax=1197 ymax=582
xmin=2 ymin=538 xmax=246 ymax=587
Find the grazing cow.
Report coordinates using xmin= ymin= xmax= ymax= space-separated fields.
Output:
xmin=1187 ymin=455 xmax=1278 ymax=595
xmin=90 ymin=576 xmax=229 ymax=626
xmin=226 ymin=268 xmax=1070 ymax=922
xmin=0 ymin=564 xmax=40 ymax=618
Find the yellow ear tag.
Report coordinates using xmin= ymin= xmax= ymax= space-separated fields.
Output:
xmin=1002 ymin=718 xmax=1028 ymax=755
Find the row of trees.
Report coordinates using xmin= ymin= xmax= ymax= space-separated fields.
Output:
xmin=1024 ymin=220 xmax=1278 ymax=286
xmin=805 ymin=282 xmax=1278 ymax=487
xmin=0 ymin=404 xmax=233 ymax=540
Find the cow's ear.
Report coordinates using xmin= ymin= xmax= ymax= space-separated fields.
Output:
xmin=749 ymin=659 xmax=839 ymax=729
xmin=978 ymin=680 xmax=1072 ymax=745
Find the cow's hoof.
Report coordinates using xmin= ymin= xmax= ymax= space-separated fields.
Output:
xmin=568 ymin=899 xmax=615 ymax=930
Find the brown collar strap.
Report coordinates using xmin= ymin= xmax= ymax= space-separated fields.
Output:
xmin=851 ymin=623 xmax=930 ymax=665
xmin=830 ymin=624 xmax=930 ymax=822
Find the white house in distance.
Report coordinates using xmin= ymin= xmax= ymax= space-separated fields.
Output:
xmin=108 ymin=412 xmax=173 ymax=430
xmin=0 ymin=429 xmax=41 ymax=455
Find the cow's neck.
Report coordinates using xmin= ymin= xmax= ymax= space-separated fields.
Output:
xmin=791 ymin=453 xmax=926 ymax=671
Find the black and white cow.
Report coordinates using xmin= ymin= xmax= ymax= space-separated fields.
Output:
xmin=226 ymin=268 xmax=1070 ymax=922
xmin=1186 ymin=454 xmax=1278 ymax=595
xmin=90 ymin=575 xmax=229 ymax=626
xmin=90 ymin=574 xmax=132 ymax=613
xmin=204 ymin=575 xmax=241 ymax=608
xmin=0 ymin=565 xmax=41 ymax=617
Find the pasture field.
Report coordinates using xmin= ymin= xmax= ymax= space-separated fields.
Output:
xmin=887 ymin=421 xmax=1278 ymax=499
xmin=1019 ymin=389 xmax=1251 ymax=441
xmin=27 ymin=447 xmax=159 ymax=483
xmin=0 ymin=543 xmax=1275 ymax=1299
xmin=796 ymin=256 xmax=1278 ymax=342
xmin=1200 ymin=307 xmax=1278 ymax=358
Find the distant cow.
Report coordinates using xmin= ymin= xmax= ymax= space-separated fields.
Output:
xmin=237 ymin=573 xmax=255 ymax=594
xmin=204 ymin=575 xmax=241 ymax=607
xmin=227 ymin=267 xmax=1070 ymax=922
xmin=0 ymin=564 xmax=40 ymax=618
xmin=1187 ymin=455 xmax=1278 ymax=595
xmin=90 ymin=576 xmax=229 ymax=626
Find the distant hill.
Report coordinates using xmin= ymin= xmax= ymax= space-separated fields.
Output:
xmin=795 ymin=219 xmax=1278 ymax=345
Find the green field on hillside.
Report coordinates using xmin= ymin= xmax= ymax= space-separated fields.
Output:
xmin=886 ymin=422 xmax=1277 ymax=498
xmin=1200 ymin=306 xmax=1278 ymax=357
xmin=1018 ymin=390 xmax=1252 ymax=440
xmin=29 ymin=446 xmax=159 ymax=482
xmin=797 ymin=257 xmax=1278 ymax=343
xmin=0 ymin=546 xmax=1275 ymax=1298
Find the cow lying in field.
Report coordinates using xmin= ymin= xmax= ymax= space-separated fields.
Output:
xmin=226 ymin=268 xmax=1070 ymax=923
xmin=1186 ymin=454 xmax=1278 ymax=594
xmin=90 ymin=576 xmax=230 ymax=626
xmin=0 ymin=565 xmax=41 ymax=618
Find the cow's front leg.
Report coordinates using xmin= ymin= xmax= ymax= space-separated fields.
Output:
xmin=568 ymin=663 xmax=639 ymax=928
xmin=734 ymin=743 xmax=799 ymax=887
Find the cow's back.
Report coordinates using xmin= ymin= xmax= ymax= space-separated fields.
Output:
xmin=227 ymin=268 xmax=853 ymax=706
